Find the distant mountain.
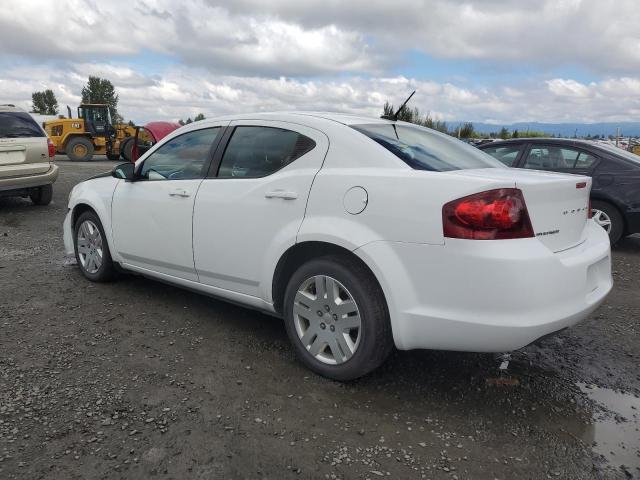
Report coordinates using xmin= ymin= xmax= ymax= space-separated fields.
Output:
xmin=451 ymin=121 xmax=640 ymax=137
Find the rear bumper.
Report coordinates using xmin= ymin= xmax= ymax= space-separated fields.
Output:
xmin=0 ymin=164 xmax=59 ymax=192
xmin=356 ymin=220 xmax=612 ymax=352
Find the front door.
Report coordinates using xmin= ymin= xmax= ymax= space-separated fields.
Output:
xmin=112 ymin=125 xmax=224 ymax=281
xmin=192 ymin=120 xmax=329 ymax=298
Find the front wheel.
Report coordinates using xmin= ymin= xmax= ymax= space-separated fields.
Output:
xmin=591 ymin=200 xmax=624 ymax=245
xmin=66 ymin=137 xmax=94 ymax=162
xmin=283 ymin=255 xmax=393 ymax=381
xmin=74 ymin=211 xmax=116 ymax=282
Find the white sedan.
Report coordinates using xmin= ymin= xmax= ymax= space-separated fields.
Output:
xmin=63 ymin=112 xmax=612 ymax=380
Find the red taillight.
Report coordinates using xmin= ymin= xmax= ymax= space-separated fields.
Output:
xmin=443 ymin=188 xmax=534 ymax=240
xmin=47 ymin=138 xmax=55 ymax=160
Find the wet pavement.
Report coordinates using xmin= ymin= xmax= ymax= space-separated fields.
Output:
xmin=1 ymin=158 xmax=639 ymax=479
xmin=577 ymin=383 xmax=640 ymax=473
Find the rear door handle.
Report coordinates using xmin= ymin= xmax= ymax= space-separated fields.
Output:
xmin=169 ymin=188 xmax=190 ymax=198
xmin=265 ymin=190 xmax=297 ymax=200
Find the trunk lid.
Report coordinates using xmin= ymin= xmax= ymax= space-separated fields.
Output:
xmin=452 ymin=168 xmax=591 ymax=252
xmin=0 ymin=137 xmax=50 ymax=178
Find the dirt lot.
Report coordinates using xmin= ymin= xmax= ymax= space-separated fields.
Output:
xmin=1 ymin=158 xmax=639 ymax=480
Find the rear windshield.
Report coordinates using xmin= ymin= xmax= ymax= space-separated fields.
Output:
xmin=352 ymin=123 xmax=505 ymax=171
xmin=0 ymin=112 xmax=45 ymax=138
xmin=594 ymin=143 xmax=640 ymax=166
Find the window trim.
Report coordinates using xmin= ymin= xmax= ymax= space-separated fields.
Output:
xmin=135 ymin=126 xmax=226 ymax=182
xmin=207 ymin=125 xmax=317 ymax=179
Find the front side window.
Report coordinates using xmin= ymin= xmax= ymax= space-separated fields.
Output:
xmin=139 ymin=128 xmax=219 ymax=180
xmin=0 ymin=112 xmax=45 ymax=138
xmin=217 ymin=126 xmax=316 ymax=178
xmin=481 ymin=144 xmax=523 ymax=166
xmin=352 ymin=123 xmax=505 ymax=171
xmin=523 ymin=145 xmax=597 ymax=170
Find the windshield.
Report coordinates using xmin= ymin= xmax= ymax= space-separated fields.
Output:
xmin=352 ymin=123 xmax=505 ymax=171
xmin=0 ymin=112 xmax=45 ymax=138
xmin=595 ymin=143 xmax=640 ymax=166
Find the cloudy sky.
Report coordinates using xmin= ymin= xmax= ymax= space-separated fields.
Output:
xmin=1 ymin=0 xmax=639 ymax=124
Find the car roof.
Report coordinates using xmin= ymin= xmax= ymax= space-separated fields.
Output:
xmin=0 ymin=104 xmax=27 ymax=113
xmin=479 ymin=137 xmax=603 ymax=148
xmin=195 ymin=111 xmax=395 ymax=128
xmin=479 ymin=136 xmax=640 ymax=162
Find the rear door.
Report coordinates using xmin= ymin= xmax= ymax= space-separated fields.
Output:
xmin=192 ymin=120 xmax=328 ymax=299
xmin=0 ymin=112 xmax=49 ymax=179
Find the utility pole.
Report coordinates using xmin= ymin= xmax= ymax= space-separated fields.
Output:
xmin=616 ymin=127 xmax=621 ymax=147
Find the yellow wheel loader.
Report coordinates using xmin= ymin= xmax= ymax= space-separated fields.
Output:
xmin=44 ymin=104 xmax=136 ymax=162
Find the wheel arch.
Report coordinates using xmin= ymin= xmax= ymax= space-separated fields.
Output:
xmin=69 ymin=200 xmax=119 ymax=263
xmin=271 ymin=241 xmax=388 ymax=317
xmin=591 ymin=196 xmax=628 ymax=234
xmin=71 ymin=202 xmax=97 ymax=228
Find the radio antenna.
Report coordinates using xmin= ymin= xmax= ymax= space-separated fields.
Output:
xmin=382 ymin=90 xmax=416 ymax=121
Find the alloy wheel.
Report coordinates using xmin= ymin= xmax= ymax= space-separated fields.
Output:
xmin=293 ymin=275 xmax=362 ymax=365
xmin=77 ymin=220 xmax=104 ymax=274
xmin=592 ymin=209 xmax=612 ymax=233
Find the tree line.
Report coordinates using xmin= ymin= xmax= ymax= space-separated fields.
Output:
xmin=382 ymin=101 xmax=550 ymax=139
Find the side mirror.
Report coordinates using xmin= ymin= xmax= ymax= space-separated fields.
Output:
xmin=112 ymin=162 xmax=136 ymax=181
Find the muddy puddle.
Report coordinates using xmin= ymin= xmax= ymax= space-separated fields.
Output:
xmin=577 ymin=383 xmax=640 ymax=475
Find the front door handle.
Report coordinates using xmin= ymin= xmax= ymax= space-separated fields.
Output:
xmin=265 ymin=190 xmax=298 ymax=200
xmin=169 ymin=188 xmax=190 ymax=198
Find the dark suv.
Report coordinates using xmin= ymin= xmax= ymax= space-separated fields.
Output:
xmin=479 ymin=138 xmax=640 ymax=244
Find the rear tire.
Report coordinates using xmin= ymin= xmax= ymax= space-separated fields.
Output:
xmin=66 ymin=137 xmax=94 ymax=162
xmin=29 ymin=184 xmax=52 ymax=206
xmin=73 ymin=211 xmax=116 ymax=282
xmin=592 ymin=200 xmax=624 ymax=245
xmin=283 ymin=255 xmax=393 ymax=381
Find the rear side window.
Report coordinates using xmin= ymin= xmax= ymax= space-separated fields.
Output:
xmin=0 ymin=112 xmax=45 ymax=138
xmin=352 ymin=124 xmax=504 ymax=171
xmin=523 ymin=146 xmax=597 ymax=170
xmin=481 ymin=144 xmax=522 ymax=166
xmin=217 ymin=126 xmax=316 ymax=178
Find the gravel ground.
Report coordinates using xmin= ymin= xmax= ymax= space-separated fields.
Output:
xmin=1 ymin=158 xmax=639 ymax=480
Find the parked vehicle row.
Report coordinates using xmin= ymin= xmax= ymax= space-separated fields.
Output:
xmin=64 ymin=113 xmax=612 ymax=380
xmin=479 ymin=138 xmax=640 ymax=244
xmin=0 ymin=104 xmax=58 ymax=205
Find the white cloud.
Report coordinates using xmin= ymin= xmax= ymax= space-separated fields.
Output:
xmin=3 ymin=62 xmax=640 ymax=124
xmin=546 ymin=79 xmax=592 ymax=98
xmin=2 ymin=0 xmax=639 ymax=76
xmin=2 ymin=1 xmax=640 ymax=124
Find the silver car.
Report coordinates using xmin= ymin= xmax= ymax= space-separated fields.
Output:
xmin=0 ymin=104 xmax=58 ymax=205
